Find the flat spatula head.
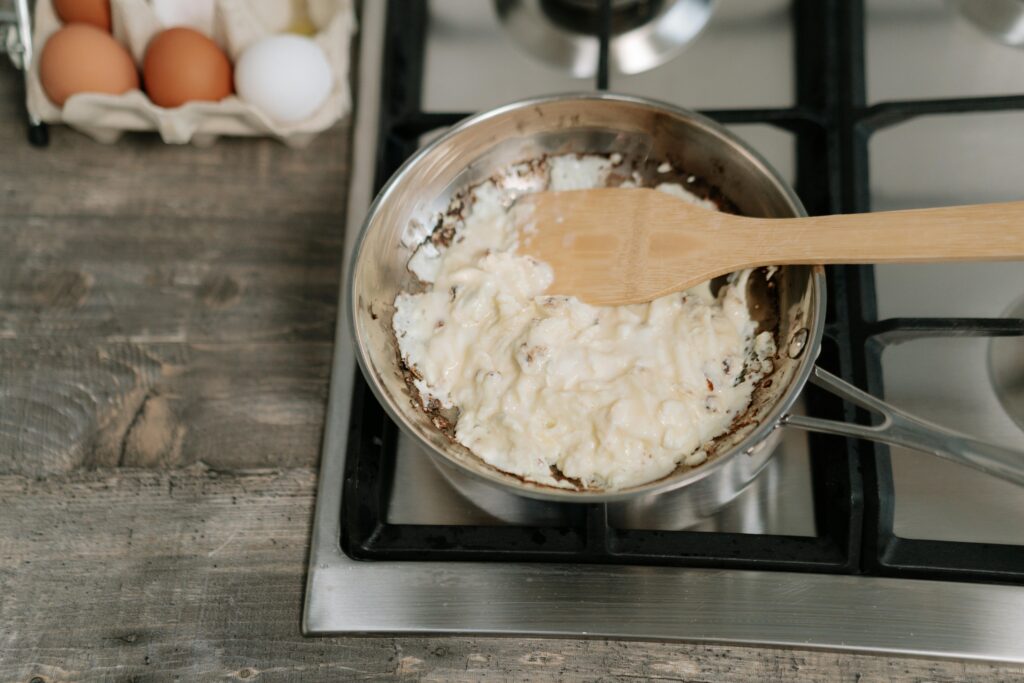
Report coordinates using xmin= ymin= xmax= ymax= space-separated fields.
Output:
xmin=515 ymin=187 xmax=745 ymax=306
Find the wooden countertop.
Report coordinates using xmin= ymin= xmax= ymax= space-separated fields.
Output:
xmin=1 ymin=66 xmax=1021 ymax=682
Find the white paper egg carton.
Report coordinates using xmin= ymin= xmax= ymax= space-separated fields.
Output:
xmin=26 ymin=0 xmax=355 ymax=147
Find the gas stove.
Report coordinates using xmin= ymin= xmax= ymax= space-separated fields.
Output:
xmin=305 ymin=0 xmax=1024 ymax=659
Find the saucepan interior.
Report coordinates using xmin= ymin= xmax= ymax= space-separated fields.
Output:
xmin=349 ymin=93 xmax=826 ymax=503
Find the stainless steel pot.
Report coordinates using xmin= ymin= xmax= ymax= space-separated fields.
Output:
xmin=349 ymin=93 xmax=1024 ymax=505
xmin=494 ymin=0 xmax=715 ymax=77
xmin=951 ymin=0 xmax=1024 ymax=47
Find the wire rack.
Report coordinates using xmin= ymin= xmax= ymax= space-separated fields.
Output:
xmin=1 ymin=0 xmax=48 ymax=145
xmin=341 ymin=0 xmax=1024 ymax=582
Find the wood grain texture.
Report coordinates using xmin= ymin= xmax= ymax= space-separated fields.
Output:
xmin=0 ymin=61 xmax=347 ymax=476
xmin=0 ymin=340 xmax=332 ymax=476
xmin=3 ymin=468 xmax=1023 ymax=683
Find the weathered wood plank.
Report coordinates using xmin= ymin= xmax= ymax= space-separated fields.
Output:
xmin=0 ymin=214 xmax=344 ymax=342
xmin=0 ymin=76 xmax=350 ymax=226
xmin=2 ymin=468 xmax=1022 ymax=683
xmin=0 ymin=59 xmax=348 ymax=477
xmin=0 ymin=102 xmax=349 ymax=345
xmin=0 ymin=341 xmax=332 ymax=476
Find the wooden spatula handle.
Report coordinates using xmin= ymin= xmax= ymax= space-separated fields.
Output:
xmin=748 ymin=201 xmax=1024 ymax=264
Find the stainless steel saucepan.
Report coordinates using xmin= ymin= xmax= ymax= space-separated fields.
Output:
xmin=349 ymin=93 xmax=1024 ymax=506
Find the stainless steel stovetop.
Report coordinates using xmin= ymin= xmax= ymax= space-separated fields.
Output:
xmin=305 ymin=0 xmax=1024 ymax=659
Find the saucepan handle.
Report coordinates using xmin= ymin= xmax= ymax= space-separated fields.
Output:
xmin=782 ymin=366 xmax=1024 ymax=487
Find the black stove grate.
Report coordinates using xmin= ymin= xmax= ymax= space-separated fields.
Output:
xmin=342 ymin=0 xmax=1024 ymax=582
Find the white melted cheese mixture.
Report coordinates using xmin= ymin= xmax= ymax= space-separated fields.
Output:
xmin=393 ymin=155 xmax=776 ymax=490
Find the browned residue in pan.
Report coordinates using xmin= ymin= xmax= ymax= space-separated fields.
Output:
xmin=391 ymin=152 xmax=784 ymax=492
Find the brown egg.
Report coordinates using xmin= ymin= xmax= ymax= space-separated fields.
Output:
xmin=53 ymin=0 xmax=112 ymax=32
xmin=143 ymin=28 xmax=233 ymax=108
xmin=39 ymin=24 xmax=139 ymax=107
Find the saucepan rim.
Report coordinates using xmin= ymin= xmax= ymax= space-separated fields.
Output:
xmin=347 ymin=92 xmax=827 ymax=503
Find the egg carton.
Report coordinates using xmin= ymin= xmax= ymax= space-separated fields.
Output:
xmin=25 ymin=0 xmax=355 ymax=147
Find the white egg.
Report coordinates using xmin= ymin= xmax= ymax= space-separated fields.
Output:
xmin=235 ymin=35 xmax=334 ymax=124
xmin=151 ymin=0 xmax=215 ymax=36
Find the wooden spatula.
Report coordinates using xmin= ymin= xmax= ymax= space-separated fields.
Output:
xmin=515 ymin=187 xmax=1024 ymax=306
